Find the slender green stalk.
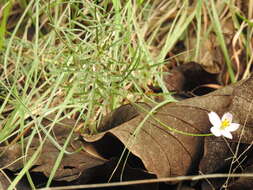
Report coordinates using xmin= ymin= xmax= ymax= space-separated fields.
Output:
xmin=0 ymin=0 xmax=13 ymax=50
xmin=208 ymin=0 xmax=236 ymax=82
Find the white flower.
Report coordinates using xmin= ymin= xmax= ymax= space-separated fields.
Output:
xmin=208 ymin=112 xmax=240 ymax=139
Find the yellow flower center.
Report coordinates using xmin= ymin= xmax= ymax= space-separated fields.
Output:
xmin=220 ymin=119 xmax=230 ymax=129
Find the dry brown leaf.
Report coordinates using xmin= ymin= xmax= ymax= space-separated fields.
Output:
xmin=200 ymin=136 xmax=238 ymax=174
xmin=0 ymin=117 xmax=106 ymax=182
xmin=199 ymin=76 xmax=253 ymax=176
xmin=31 ymin=140 xmax=106 ymax=181
xmin=0 ymin=170 xmax=31 ymax=190
xmin=163 ymin=62 xmax=220 ymax=95
xmin=83 ymin=75 xmax=253 ymax=179
xmin=0 ymin=172 xmax=12 ymax=190
xmin=83 ymin=88 xmax=232 ymax=178
xmin=76 ymin=158 xmax=158 ymax=190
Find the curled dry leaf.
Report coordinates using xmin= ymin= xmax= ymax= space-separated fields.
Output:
xmin=76 ymin=158 xmax=158 ymax=190
xmin=83 ymin=75 xmax=253 ymax=179
xmin=83 ymin=87 xmax=232 ymax=178
xmin=0 ymin=117 xmax=106 ymax=182
xmin=163 ymin=62 xmax=220 ymax=94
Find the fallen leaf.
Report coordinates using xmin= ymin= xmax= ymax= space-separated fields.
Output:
xmin=83 ymin=86 xmax=233 ymax=178
xmin=0 ymin=117 xmax=107 ymax=182
xmin=83 ymin=75 xmax=253 ymax=180
xmin=0 ymin=171 xmax=12 ymax=190
xmin=0 ymin=170 xmax=30 ymax=190
xmin=163 ymin=62 xmax=220 ymax=95
xmin=75 ymin=157 xmax=158 ymax=190
xmin=200 ymin=136 xmax=237 ymax=174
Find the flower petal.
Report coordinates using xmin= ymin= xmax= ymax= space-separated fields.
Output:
xmin=211 ymin=126 xmax=222 ymax=137
xmin=222 ymin=112 xmax=233 ymax=123
xmin=221 ymin=131 xmax=233 ymax=139
xmin=227 ymin=123 xmax=240 ymax=132
xmin=208 ymin=112 xmax=221 ymax=127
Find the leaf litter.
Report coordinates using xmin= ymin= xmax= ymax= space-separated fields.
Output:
xmin=1 ymin=76 xmax=253 ymax=189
